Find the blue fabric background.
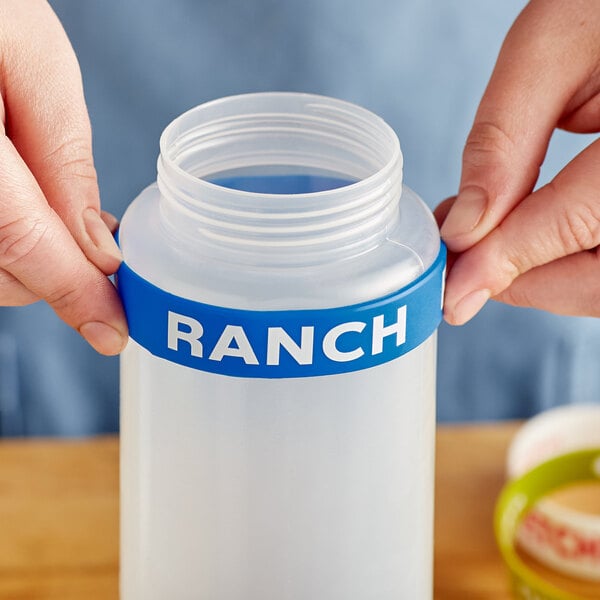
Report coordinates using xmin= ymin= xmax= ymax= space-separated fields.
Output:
xmin=0 ymin=0 xmax=598 ymax=435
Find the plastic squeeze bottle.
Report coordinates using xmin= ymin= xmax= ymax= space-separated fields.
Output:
xmin=117 ymin=92 xmax=445 ymax=600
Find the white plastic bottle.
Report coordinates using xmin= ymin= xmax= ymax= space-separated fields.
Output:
xmin=118 ymin=92 xmax=445 ymax=600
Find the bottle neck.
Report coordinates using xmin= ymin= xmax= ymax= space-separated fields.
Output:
xmin=157 ymin=93 xmax=403 ymax=266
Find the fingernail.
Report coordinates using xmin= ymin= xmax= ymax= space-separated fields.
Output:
xmin=83 ymin=208 xmax=122 ymax=263
xmin=447 ymin=289 xmax=490 ymax=325
xmin=441 ymin=186 xmax=487 ymax=240
xmin=80 ymin=321 xmax=127 ymax=355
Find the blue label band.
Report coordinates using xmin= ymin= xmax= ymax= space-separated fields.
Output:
xmin=116 ymin=244 xmax=446 ymax=379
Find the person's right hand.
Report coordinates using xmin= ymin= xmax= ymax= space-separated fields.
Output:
xmin=0 ymin=0 xmax=127 ymax=355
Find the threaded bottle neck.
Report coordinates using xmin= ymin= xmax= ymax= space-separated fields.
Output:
xmin=157 ymin=93 xmax=403 ymax=266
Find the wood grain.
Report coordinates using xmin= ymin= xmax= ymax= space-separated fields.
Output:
xmin=0 ymin=423 xmax=594 ymax=599
xmin=0 ymin=438 xmax=118 ymax=599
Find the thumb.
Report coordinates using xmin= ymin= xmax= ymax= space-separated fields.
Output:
xmin=441 ymin=0 xmax=600 ymax=253
xmin=444 ymin=137 xmax=600 ymax=325
xmin=0 ymin=1 xmax=127 ymax=354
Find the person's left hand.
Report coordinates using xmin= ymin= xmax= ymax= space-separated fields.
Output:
xmin=436 ymin=0 xmax=600 ymax=326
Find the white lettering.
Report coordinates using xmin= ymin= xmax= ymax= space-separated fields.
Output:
xmin=167 ymin=311 xmax=203 ymax=357
xmin=267 ymin=326 xmax=314 ymax=366
xmin=322 ymin=322 xmax=366 ymax=362
xmin=165 ymin=305 xmax=408 ymax=368
xmin=372 ymin=306 xmax=406 ymax=355
xmin=209 ymin=325 xmax=259 ymax=364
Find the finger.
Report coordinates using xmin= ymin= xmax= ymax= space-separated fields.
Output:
xmin=101 ymin=211 xmax=120 ymax=235
xmin=441 ymin=0 xmax=600 ymax=252
xmin=559 ymin=92 xmax=600 ymax=134
xmin=443 ymin=137 xmax=600 ymax=325
xmin=433 ymin=196 xmax=456 ymax=228
xmin=0 ymin=268 xmax=39 ymax=306
xmin=495 ymin=249 xmax=600 ymax=317
xmin=1 ymin=0 xmax=122 ymax=275
xmin=0 ymin=134 xmax=127 ymax=355
xmin=433 ymin=197 xmax=459 ymax=274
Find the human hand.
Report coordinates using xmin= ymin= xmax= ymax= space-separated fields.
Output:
xmin=0 ymin=0 xmax=127 ymax=354
xmin=437 ymin=0 xmax=600 ymax=325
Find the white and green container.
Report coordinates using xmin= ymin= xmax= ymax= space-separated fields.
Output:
xmin=118 ymin=92 xmax=445 ymax=599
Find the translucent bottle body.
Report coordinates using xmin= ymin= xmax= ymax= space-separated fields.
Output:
xmin=119 ymin=93 xmax=442 ymax=600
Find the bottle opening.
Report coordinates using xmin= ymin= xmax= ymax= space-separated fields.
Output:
xmin=209 ymin=171 xmax=357 ymax=195
xmin=156 ymin=93 xmax=403 ymax=263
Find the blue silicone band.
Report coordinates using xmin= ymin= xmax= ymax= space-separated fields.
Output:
xmin=116 ymin=244 xmax=446 ymax=378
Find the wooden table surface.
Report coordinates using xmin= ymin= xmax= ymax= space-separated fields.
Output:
xmin=0 ymin=422 xmax=582 ymax=599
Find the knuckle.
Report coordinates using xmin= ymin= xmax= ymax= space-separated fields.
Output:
xmin=499 ymin=253 xmax=525 ymax=290
xmin=45 ymin=277 xmax=88 ymax=314
xmin=484 ymin=237 xmax=524 ymax=292
xmin=463 ymin=120 xmax=516 ymax=169
xmin=41 ymin=137 xmax=97 ymax=185
xmin=0 ymin=270 xmax=37 ymax=306
xmin=0 ymin=216 xmax=49 ymax=268
xmin=555 ymin=198 xmax=600 ymax=253
xmin=498 ymin=281 xmax=535 ymax=309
